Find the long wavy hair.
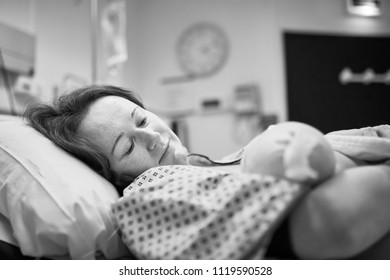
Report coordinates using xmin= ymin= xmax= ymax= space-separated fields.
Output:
xmin=23 ymin=85 xmax=145 ymax=194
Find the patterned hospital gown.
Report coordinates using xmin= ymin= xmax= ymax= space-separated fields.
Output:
xmin=112 ymin=165 xmax=307 ymax=260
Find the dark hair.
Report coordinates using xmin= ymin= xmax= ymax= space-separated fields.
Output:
xmin=23 ymin=85 xmax=145 ymax=194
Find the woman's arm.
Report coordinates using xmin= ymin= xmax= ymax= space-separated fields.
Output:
xmin=289 ymin=164 xmax=390 ymax=259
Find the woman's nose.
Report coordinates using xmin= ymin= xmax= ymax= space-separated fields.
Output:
xmin=137 ymin=129 xmax=161 ymax=150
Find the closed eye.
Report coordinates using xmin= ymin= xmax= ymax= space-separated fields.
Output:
xmin=123 ymin=137 xmax=135 ymax=158
xmin=138 ymin=117 xmax=148 ymax=127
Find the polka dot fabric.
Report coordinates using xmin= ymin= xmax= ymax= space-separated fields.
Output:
xmin=112 ymin=165 xmax=307 ymax=259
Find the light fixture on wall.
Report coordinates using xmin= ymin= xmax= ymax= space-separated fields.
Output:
xmin=347 ymin=0 xmax=382 ymax=17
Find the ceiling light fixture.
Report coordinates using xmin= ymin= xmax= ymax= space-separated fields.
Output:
xmin=347 ymin=0 xmax=382 ymax=17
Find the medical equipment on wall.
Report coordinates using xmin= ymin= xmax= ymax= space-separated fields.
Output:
xmin=89 ymin=0 xmax=127 ymax=84
xmin=13 ymin=75 xmax=41 ymax=103
xmin=0 ymin=22 xmax=35 ymax=115
xmin=232 ymin=84 xmax=263 ymax=146
xmin=0 ymin=48 xmax=16 ymax=115
xmin=100 ymin=0 xmax=127 ymax=83
xmin=1 ymin=49 xmax=40 ymax=115
xmin=339 ymin=67 xmax=390 ymax=85
xmin=0 ymin=70 xmax=41 ymax=115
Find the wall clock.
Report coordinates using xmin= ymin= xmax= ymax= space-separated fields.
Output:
xmin=176 ymin=22 xmax=229 ymax=79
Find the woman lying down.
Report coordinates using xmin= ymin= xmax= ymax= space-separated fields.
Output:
xmin=25 ymin=85 xmax=390 ymax=260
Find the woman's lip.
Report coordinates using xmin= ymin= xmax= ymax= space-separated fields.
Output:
xmin=159 ymin=139 xmax=170 ymax=164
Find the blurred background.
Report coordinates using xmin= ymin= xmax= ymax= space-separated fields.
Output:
xmin=0 ymin=0 xmax=389 ymax=158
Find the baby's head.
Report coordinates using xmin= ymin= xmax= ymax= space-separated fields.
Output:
xmin=241 ymin=122 xmax=336 ymax=185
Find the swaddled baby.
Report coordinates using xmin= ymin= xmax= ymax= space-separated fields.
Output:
xmin=241 ymin=122 xmax=336 ymax=185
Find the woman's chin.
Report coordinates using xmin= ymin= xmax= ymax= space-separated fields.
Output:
xmin=172 ymin=147 xmax=189 ymax=165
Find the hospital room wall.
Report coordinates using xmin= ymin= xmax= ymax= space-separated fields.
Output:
xmin=0 ymin=0 xmax=92 ymax=103
xmin=1 ymin=0 xmax=390 ymax=156
xmin=1 ymin=0 xmax=390 ymax=109
xmin=124 ymin=0 xmax=390 ymax=117
xmin=122 ymin=0 xmax=390 ymax=157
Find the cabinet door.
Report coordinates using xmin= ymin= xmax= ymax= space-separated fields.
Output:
xmin=285 ymin=32 xmax=390 ymax=134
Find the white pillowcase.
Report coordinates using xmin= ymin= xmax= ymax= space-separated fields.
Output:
xmin=0 ymin=117 xmax=130 ymax=259
xmin=0 ymin=213 xmax=17 ymax=246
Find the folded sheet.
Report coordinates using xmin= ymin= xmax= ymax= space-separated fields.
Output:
xmin=325 ymin=125 xmax=390 ymax=162
xmin=0 ymin=214 xmax=17 ymax=246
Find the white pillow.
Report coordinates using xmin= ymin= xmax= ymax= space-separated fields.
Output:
xmin=0 ymin=117 xmax=130 ymax=259
xmin=0 ymin=213 xmax=17 ymax=246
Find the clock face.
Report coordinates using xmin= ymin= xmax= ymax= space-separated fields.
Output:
xmin=176 ymin=22 xmax=229 ymax=78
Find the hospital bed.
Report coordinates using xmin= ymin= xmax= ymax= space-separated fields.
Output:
xmin=1 ymin=113 xmax=390 ymax=260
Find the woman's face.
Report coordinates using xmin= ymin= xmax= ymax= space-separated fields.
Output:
xmin=77 ymin=96 xmax=188 ymax=181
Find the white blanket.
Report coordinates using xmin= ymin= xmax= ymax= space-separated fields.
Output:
xmin=326 ymin=125 xmax=390 ymax=162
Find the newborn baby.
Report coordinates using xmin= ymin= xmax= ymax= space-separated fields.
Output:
xmin=241 ymin=122 xmax=336 ymax=185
